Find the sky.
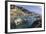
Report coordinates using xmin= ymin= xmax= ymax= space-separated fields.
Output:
xmin=16 ymin=5 xmax=42 ymax=15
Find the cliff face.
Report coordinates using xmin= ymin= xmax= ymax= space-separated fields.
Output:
xmin=10 ymin=5 xmax=36 ymax=17
xmin=10 ymin=5 xmax=42 ymax=29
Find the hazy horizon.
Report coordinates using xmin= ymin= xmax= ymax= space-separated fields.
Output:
xmin=16 ymin=5 xmax=42 ymax=15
